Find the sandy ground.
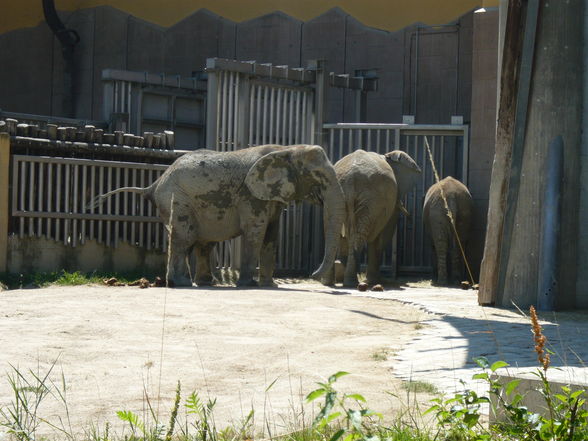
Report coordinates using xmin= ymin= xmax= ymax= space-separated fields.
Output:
xmin=0 ymin=282 xmax=431 ymax=438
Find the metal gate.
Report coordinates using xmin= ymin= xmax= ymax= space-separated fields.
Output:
xmin=324 ymin=123 xmax=469 ymax=275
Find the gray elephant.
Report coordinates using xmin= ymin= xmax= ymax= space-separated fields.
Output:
xmin=423 ymin=176 xmax=473 ymax=285
xmin=325 ymin=149 xmax=421 ymax=286
xmin=89 ymin=144 xmax=344 ymax=287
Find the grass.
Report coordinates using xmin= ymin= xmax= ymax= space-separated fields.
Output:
xmin=401 ymin=381 xmax=439 ymax=395
xmin=0 ymin=270 xmax=162 ymax=290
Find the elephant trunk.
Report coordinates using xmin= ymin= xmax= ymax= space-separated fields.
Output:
xmin=311 ymin=180 xmax=345 ymax=282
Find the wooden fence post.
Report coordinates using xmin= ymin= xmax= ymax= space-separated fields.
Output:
xmin=0 ymin=133 xmax=10 ymax=272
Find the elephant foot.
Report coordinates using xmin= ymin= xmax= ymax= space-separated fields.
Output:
xmin=258 ymin=278 xmax=278 ymax=288
xmin=195 ymin=277 xmax=216 ymax=287
xmin=168 ymin=276 xmax=193 ymax=287
xmin=236 ymin=278 xmax=259 ymax=288
xmin=343 ymin=277 xmax=359 ymax=288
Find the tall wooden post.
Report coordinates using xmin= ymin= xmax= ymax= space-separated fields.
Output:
xmin=0 ymin=133 xmax=10 ymax=272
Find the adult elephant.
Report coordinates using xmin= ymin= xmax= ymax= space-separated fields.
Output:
xmin=89 ymin=144 xmax=344 ymax=287
xmin=423 ymin=176 xmax=473 ymax=285
xmin=326 ymin=149 xmax=421 ymax=287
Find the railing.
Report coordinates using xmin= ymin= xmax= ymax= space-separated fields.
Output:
xmin=11 ymin=155 xmax=168 ymax=250
xmin=324 ymin=122 xmax=469 ymax=274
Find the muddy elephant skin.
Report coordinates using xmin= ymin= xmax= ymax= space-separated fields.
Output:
xmin=423 ymin=176 xmax=473 ymax=285
xmin=90 ymin=145 xmax=345 ymax=287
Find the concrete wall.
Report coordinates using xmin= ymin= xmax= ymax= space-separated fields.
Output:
xmin=469 ymin=8 xmax=499 ymax=279
xmin=7 ymin=236 xmax=166 ymax=276
xmin=0 ymin=6 xmax=475 ymax=127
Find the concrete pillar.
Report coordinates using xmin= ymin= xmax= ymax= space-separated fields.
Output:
xmin=0 ymin=133 xmax=10 ymax=272
xmin=576 ymin=0 xmax=588 ymax=308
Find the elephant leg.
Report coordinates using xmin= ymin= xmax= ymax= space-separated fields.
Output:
xmin=194 ymin=243 xmax=216 ymax=286
xmin=237 ymin=220 xmax=268 ymax=287
xmin=258 ymin=218 xmax=280 ymax=287
xmin=166 ymin=236 xmax=194 ymax=287
xmin=366 ymin=239 xmax=383 ymax=286
xmin=435 ymin=238 xmax=449 ymax=286
xmin=343 ymin=246 xmax=360 ymax=287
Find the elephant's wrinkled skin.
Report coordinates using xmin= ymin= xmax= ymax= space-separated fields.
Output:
xmin=90 ymin=145 xmax=345 ymax=287
xmin=325 ymin=149 xmax=421 ymax=286
xmin=423 ymin=176 xmax=473 ymax=285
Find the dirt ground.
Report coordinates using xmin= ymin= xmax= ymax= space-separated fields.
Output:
xmin=0 ymin=282 xmax=431 ymax=438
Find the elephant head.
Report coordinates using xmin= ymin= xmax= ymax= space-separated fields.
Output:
xmin=244 ymin=145 xmax=345 ymax=281
xmin=384 ymin=150 xmax=422 ymax=196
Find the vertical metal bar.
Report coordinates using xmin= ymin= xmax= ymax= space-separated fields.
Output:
xmin=90 ymin=165 xmax=95 ymax=241
xmin=288 ymin=90 xmax=294 ymax=144
xmin=269 ymin=86 xmax=275 ymax=144
xmin=19 ymin=160 xmax=25 ymax=237
xmin=338 ymin=129 xmax=343 ymax=161
xmin=282 ymin=89 xmax=288 ymax=145
xmin=139 ymin=169 xmax=145 ymax=247
xmin=146 ymin=169 xmax=153 ymax=250
xmin=98 ymin=166 xmax=103 ymax=243
xmin=47 ymin=163 xmax=53 ymax=240
xmin=395 ymin=127 xmax=401 ymax=149
xmin=440 ymin=136 xmax=445 ymax=178
xmin=461 ymin=126 xmax=469 ymax=186
xmin=262 ymin=86 xmax=269 ymax=145
xmin=227 ymin=72 xmax=235 ymax=151
xmin=106 ymin=167 xmax=112 ymax=246
xmin=301 ymin=91 xmax=308 ymax=144
xmin=376 ymin=130 xmax=381 ymax=154
xmin=37 ymin=161 xmax=44 ymax=236
xmin=386 ymin=129 xmax=391 ymax=151
xmin=81 ymin=165 xmax=87 ymax=244
xmin=114 ymin=167 xmax=121 ymax=247
xmin=328 ymin=128 xmax=334 ymax=161
xmin=294 ymin=90 xmax=301 ymax=143
xmin=276 ymin=88 xmax=282 ymax=144
xmin=28 ymin=161 xmax=34 ymax=236
xmin=256 ymin=85 xmax=262 ymax=146
xmin=249 ymin=84 xmax=255 ymax=147
xmin=367 ymin=129 xmax=372 ymax=151
xmin=72 ymin=164 xmax=78 ymax=247
xmin=56 ymin=163 xmax=61 ymax=242
xmin=206 ymin=67 xmax=219 ymax=149
xmin=131 ymin=169 xmax=137 ymax=245
xmin=123 ymin=168 xmax=129 ymax=243
xmin=221 ymin=72 xmax=228 ymax=151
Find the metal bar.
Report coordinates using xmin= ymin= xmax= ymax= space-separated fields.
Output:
xmin=114 ymin=167 xmax=121 ymax=247
xmin=276 ymin=88 xmax=282 ymax=144
xmin=227 ymin=72 xmax=235 ymax=151
xmin=123 ymin=168 xmax=129 ymax=243
xmin=106 ymin=167 xmax=112 ymax=246
xmin=37 ymin=161 xmax=43 ymax=236
xmin=262 ymin=86 xmax=269 ymax=145
xmin=13 ymin=211 xmax=161 ymax=222
xmin=98 ymin=166 xmax=103 ymax=243
xmin=81 ymin=165 xmax=87 ymax=244
xmin=90 ymin=165 xmax=95 ymax=240
xmin=295 ymin=90 xmax=301 ymax=143
xmin=131 ymin=169 xmax=137 ymax=245
xmin=72 ymin=164 xmax=78 ymax=246
xmin=28 ymin=161 xmax=34 ymax=236
xmin=139 ymin=169 xmax=145 ymax=247
xmin=221 ymin=71 xmax=228 ymax=151
xmin=47 ymin=162 xmax=53 ymax=239
xmin=146 ymin=169 xmax=153 ymax=250
xmin=256 ymin=84 xmax=262 ymax=146
xmin=269 ymin=86 xmax=275 ymax=144
xmin=56 ymin=163 xmax=61 ymax=242
xmin=249 ymin=84 xmax=255 ymax=147
xmin=288 ymin=90 xmax=294 ymax=144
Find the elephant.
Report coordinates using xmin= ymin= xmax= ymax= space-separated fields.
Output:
xmin=89 ymin=144 xmax=345 ymax=287
xmin=324 ymin=149 xmax=422 ymax=287
xmin=423 ymin=176 xmax=473 ymax=285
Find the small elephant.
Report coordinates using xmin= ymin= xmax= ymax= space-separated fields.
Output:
xmin=326 ymin=149 xmax=421 ymax=286
xmin=89 ymin=144 xmax=344 ymax=287
xmin=423 ymin=176 xmax=473 ymax=285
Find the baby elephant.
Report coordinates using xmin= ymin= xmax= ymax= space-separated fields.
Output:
xmin=423 ymin=176 xmax=473 ymax=285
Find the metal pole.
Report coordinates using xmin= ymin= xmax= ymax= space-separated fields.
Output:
xmin=537 ymin=136 xmax=563 ymax=311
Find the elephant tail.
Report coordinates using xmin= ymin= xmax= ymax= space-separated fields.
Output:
xmin=85 ymin=185 xmax=154 ymax=211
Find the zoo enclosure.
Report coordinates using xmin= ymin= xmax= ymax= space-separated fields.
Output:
xmin=0 ymin=58 xmax=468 ymax=277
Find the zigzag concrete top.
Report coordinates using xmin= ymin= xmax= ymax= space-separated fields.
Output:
xmin=5 ymin=1 xmax=498 ymax=34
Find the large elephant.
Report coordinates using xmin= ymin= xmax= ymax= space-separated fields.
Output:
xmin=325 ymin=149 xmax=421 ymax=286
xmin=423 ymin=176 xmax=473 ymax=285
xmin=90 ymin=144 xmax=344 ymax=287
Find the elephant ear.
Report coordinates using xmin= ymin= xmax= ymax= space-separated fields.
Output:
xmin=384 ymin=150 xmax=422 ymax=173
xmin=245 ymin=149 xmax=297 ymax=203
